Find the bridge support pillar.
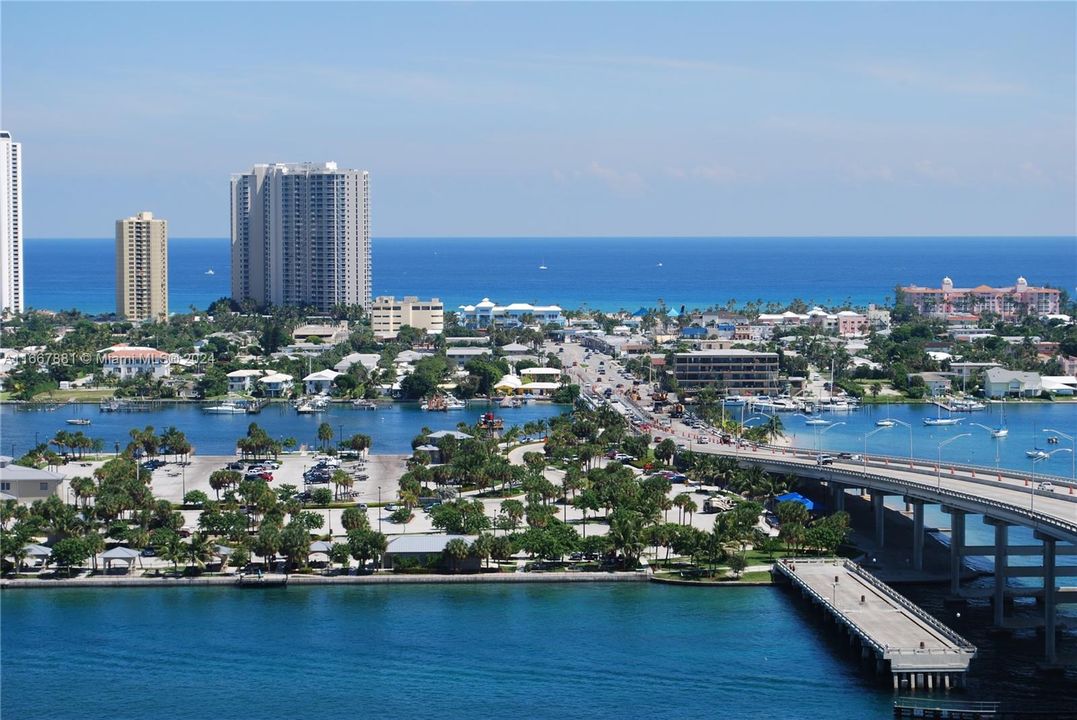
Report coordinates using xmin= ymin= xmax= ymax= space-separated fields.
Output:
xmin=831 ymin=482 xmax=845 ymax=512
xmin=905 ymin=498 xmax=925 ymax=572
xmin=872 ymin=493 xmax=886 ymax=548
xmin=943 ymin=507 xmax=966 ymax=596
xmin=1035 ymin=531 xmax=1058 ymax=664
xmin=984 ymin=518 xmax=1010 ymax=627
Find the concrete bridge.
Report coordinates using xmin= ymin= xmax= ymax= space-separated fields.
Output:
xmin=688 ymin=442 xmax=1077 ymax=665
xmin=774 ymin=557 xmax=976 ymax=690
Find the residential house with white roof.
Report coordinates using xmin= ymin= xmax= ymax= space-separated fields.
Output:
xmin=303 ymin=369 xmax=341 ymax=395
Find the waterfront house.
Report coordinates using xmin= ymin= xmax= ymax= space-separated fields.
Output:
xmin=302 ymin=369 xmax=341 ymax=395
xmin=227 ymin=368 xmax=265 ymax=394
xmin=0 ymin=456 xmax=63 ymax=503
xmin=1041 ymin=376 xmax=1077 ymax=396
xmin=98 ymin=344 xmax=172 ymax=379
xmin=983 ymin=368 xmax=1042 ymax=399
xmin=908 ymin=372 xmax=953 ymax=396
xmin=258 ymin=373 xmax=293 ymax=397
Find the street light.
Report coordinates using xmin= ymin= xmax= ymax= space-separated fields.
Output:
xmin=1043 ymin=429 xmax=1075 ymax=483
xmin=1030 ymin=448 xmax=1072 ymax=512
xmin=937 ymin=434 xmax=971 ymax=489
xmin=971 ymin=423 xmax=1001 ymax=468
xmin=889 ymin=419 xmax=914 ymax=463
xmin=863 ymin=426 xmax=888 ymax=468
xmin=377 ymin=485 xmax=382 ymax=533
xmin=817 ymin=421 xmax=846 ymax=454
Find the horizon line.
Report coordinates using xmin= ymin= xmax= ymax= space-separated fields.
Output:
xmin=24 ymin=233 xmax=1077 ymax=241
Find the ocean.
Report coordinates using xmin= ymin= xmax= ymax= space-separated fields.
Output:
xmin=23 ymin=236 xmax=1077 ymax=314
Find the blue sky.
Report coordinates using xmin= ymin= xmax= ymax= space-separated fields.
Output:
xmin=3 ymin=2 xmax=1074 ymax=238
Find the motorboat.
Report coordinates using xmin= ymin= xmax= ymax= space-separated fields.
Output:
xmin=422 ymin=394 xmax=464 ymax=411
xmin=804 ymin=418 xmax=830 ymax=426
xmin=499 ymin=396 xmax=523 ymax=409
xmin=351 ymin=399 xmax=378 ymax=410
xmin=875 ymin=419 xmax=896 ymax=428
xmin=1026 ymin=449 xmax=1049 ymax=461
xmin=951 ymin=398 xmax=986 ymax=412
xmin=991 ymin=428 xmax=1009 ymax=438
xmin=203 ymin=401 xmax=247 ymax=415
xmin=66 ymin=418 xmax=92 ymax=425
xmin=723 ymin=396 xmax=747 ymax=406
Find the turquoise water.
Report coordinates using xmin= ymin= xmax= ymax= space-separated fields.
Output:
xmin=23 ymin=236 xmax=1077 ymax=314
xmin=1 ymin=402 xmax=568 ymax=457
xmin=0 ymin=584 xmax=894 ymax=719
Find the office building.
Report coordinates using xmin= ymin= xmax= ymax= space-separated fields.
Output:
xmin=231 ymin=162 xmax=371 ymax=312
xmin=371 ymin=296 xmax=444 ymax=339
xmin=672 ymin=349 xmax=780 ymax=396
xmin=115 ymin=211 xmax=168 ymax=322
xmin=0 ymin=131 xmax=23 ymax=314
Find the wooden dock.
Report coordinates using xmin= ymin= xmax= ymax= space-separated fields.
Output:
xmin=775 ymin=558 xmax=976 ymax=690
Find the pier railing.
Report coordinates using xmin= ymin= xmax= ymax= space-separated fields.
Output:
xmin=843 ymin=561 xmax=976 ymax=654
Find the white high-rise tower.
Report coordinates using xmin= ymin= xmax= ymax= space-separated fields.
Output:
xmin=0 ymin=131 xmax=24 ymax=315
xmin=230 ymin=162 xmax=371 ymax=312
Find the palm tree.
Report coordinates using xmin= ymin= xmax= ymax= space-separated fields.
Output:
xmin=186 ymin=532 xmax=215 ymax=572
xmin=672 ymin=492 xmax=691 ymax=524
xmin=683 ymin=499 xmax=698 ymax=526
xmin=317 ymin=423 xmax=334 ymax=450
xmin=443 ymin=538 xmax=471 ymax=574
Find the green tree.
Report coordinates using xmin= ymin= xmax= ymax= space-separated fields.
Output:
xmin=443 ymin=537 xmax=471 ymax=573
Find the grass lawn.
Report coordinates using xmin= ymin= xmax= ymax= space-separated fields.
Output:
xmin=32 ymin=388 xmax=116 ymax=401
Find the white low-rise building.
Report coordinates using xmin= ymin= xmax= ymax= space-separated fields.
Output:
xmin=303 ymin=369 xmax=342 ymax=395
xmin=446 ymin=347 xmax=492 ymax=367
xmin=258 ymin=373 xmax=293 ymax=397
xmin=99 ymin=344 xmax=172 ymax=379
xmin=226 ymin=368 xmax=265 ymax=393
xmin=457 ymin=298 xmax=564 ymax=329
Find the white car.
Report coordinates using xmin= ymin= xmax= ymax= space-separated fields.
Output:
xmin=1037 ymin=482 xmax=1054 ymax=492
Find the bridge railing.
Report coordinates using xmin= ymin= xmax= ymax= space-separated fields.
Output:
xmin=748 ymin=442 xmax=1075 ymax=488
xmin=723 ymin=452 xmax=1077 ymax=541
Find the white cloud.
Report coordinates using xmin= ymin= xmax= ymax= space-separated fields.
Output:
xmin=857 ymin=62 xmax=1027 ymax=96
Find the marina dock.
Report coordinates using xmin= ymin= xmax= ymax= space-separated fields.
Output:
xmin=775 ymin=558 xmax=976 ymax=690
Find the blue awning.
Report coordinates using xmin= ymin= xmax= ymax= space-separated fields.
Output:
xmin=776 ymin=492 xmax=814 ymax=511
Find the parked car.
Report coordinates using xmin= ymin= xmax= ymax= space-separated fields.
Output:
xmin=355 ymin=502 xmax=369 ymax=511
xmin=385 ymin=503 xmax=399 ymax=512
xmin=227 ymin=461 xmax=245 ymax=471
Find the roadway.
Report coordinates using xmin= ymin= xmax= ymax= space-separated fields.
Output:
xmin=552 ymin=338 xmax=1077 ymax=543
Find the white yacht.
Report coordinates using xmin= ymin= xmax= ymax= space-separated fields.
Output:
xmin=203 ymin=401 xmax=247 ymax=415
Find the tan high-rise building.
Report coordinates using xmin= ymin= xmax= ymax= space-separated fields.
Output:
xmin=115 ymin=211 xmax=168 ymax=322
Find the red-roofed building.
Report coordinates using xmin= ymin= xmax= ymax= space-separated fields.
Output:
xmin=99 ymin=344 xmax=173 ymax=379
xmin=900 ymin=277 xmax=1060 ymax=320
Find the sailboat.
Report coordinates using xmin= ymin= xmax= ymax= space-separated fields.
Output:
xmin=923 ymin=402 xmax=962 ymax=426
xmin=538 ymin=259 xmax=548 ymax=270
xmin=990 ymin=400 xmax=1008 ymax=437
xmin=205 ymin=268 xmax=215 ymax=275
xmin=876 ymin=401 xmax=895 ymax=427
